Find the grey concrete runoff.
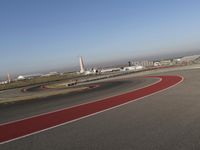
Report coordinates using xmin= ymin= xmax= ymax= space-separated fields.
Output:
xmin=1 ymin=67 xmax=200 ymax=150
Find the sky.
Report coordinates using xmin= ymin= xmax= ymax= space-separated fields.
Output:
xmin=1 ymin=0 xmax=200 ymax=77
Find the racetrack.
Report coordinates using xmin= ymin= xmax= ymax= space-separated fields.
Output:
xmin=0 ymin=78 xmax=154 ymax=123
xmin=1 ymin=68 xmax=200 ymax=150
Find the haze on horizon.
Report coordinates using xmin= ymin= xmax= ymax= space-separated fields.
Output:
xmin=1 ymin=0 xmax=200 ymax=78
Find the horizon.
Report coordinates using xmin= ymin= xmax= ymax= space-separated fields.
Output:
xmin=1 ymin=49 xmax=200 ymax=80
xmin=1 ymin=0 xmax=200 ymax=78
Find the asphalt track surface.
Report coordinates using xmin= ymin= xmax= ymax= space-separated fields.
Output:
xmin=0 ymin=79 xmax=154 ymax=123
xmin=1 ymin=68 xmax=200 ymax=150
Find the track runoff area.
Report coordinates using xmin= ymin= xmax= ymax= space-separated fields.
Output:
xmin=0 ymin=75 xmax=183 ymax=144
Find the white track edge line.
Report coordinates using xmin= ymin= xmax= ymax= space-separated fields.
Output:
xmin=0 ymin=77 xmax=162 ymax=126
xmin=0 ymin=75 xmax=184 ymax=145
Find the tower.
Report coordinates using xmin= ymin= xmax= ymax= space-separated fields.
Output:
xmin=79 ymin=56 xmax=85 ymax=73
xmin=7 ymin=73 xmax=11 ymax=83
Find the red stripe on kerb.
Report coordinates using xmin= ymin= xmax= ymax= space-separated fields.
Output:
xmin=0 ymin=75 xmax=183 ymax=144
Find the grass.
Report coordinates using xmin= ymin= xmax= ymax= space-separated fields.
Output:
xmin=0 ymin=73 xmax=86 ymax=91
xmin=45 ymin=83 xmax=68 ymax=89
xmin=0 ymin=86 xmax=89 ymax=104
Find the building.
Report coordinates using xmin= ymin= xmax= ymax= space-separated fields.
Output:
xmin=123 ymin=66 xmax=136 ymax=71
xmin=122 ymin=65 xmax=144 ymax=71
xmin=159 ymin=60 xmax=172 ymax=66
xmin=42 ymin=72 xmax=60 ymax=77
xmin=180 ymin=55 xmax=200 ymax=63
xmin=173 ymin=58 xmax=181 ymax=64
xmin=17 ymin=74 xmax=42 ymax=80
xmin=100 ymin=68 xmax=121 ymax=73
xmin=132 ymin=60 xmax=154 ymax=67
xmin=140 ymin=60 xmax=154 ymax=67
xmin=154 ymin=62 xmax=161 ymax=67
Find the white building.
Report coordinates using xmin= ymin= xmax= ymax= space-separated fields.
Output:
xmin=17 ymin=74 xmax=42 ymax=80
xmin=42 ymin=72 xmax=60 ymax=77
xmin=100 ymin=68 xmax=121 ymax=73
xmin=123 ymin=65 xmax=144 ymax=71
xmin=154 ymin=62 xmax=161 ymax=67
xmin=160 ymin=60 xmax=172 ymax=66
xmin=123 ymin=66 xmax=136 ymax=71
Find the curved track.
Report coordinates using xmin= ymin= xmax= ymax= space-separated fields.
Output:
xmin=0 ymin=75 xmax=182 ymax=144
xmin=2 ymin=68 xmax=200 ymax=150
xmin=0 ymin=77 xmax=151 ymax=124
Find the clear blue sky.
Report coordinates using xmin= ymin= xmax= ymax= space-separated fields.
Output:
xmin=1 ymin=0 xmax=200 ymax=77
